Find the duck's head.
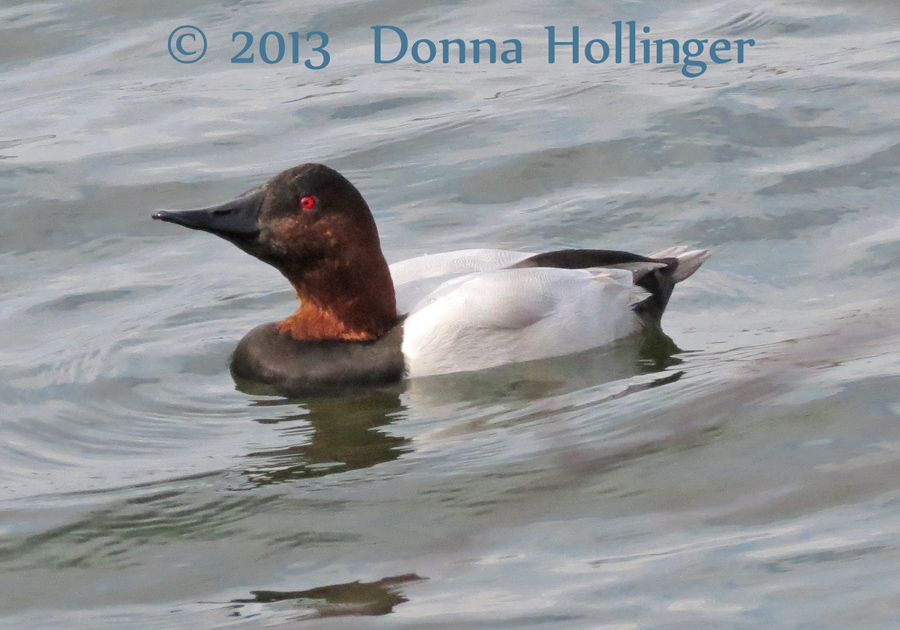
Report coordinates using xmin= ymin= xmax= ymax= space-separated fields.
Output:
xmin=153 ymin=163 xmax=382 ymax=269
xmin=153 ymin=163 xmax=398 ymax=341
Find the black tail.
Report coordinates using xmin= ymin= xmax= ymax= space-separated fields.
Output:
xmin=509 ymin=247 xmax=708 ymax=323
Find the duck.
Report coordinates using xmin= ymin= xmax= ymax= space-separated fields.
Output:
xmin=152 ymin=163 xmax=709 ymax=395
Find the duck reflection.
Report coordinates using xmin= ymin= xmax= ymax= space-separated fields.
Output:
xmin=637 ymin=324 xmax=684 ymax=371
xmin=230 ymin=573 xmax=425 ymax=619
xmin=237 ymin=327 xmax=683 ymax=486
xmin=241 ymin=389 xmax=410 ymax=486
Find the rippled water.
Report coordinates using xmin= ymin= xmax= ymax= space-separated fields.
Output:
xmin=3 ymin=0 xmax=900 ymax=627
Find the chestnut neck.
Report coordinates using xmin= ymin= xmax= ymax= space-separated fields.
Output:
xmin=276 ymin=252 xmax=398 ymax=342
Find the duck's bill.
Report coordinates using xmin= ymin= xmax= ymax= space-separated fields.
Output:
xmin=152 ymin=188 xmax=264 ymax=240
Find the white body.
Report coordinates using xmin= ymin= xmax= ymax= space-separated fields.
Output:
xmin=389 ymin=249 xmax=661 ymax=378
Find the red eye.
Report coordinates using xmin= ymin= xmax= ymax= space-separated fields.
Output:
xmin=300 ymin=196 xmax=315 ymax=210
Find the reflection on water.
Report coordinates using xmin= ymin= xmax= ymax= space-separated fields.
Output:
xmin=230 ymin=573 xmax=425 ymax=620
xmin=234 ymin=330 xmax=682 ymax=490
xmin=243 ymin=392 xmax=410 ymax=485
xmin=637 ymin=324 xmax=683 ymax=371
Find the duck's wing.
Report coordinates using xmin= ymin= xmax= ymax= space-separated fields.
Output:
xmin=401 ymin=266 xmax=647 ymax=378
xmin=511 ymin=247 xmax=710 ymax=321
xmin=390 ymin=249 xmax=535 ymax=315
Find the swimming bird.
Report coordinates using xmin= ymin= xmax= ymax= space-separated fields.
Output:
xmin=153 ymin=163 xmax=708 ymax=395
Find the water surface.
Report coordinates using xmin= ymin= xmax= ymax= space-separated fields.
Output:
xmin=3 ymin=0 xmax=900 ymax=628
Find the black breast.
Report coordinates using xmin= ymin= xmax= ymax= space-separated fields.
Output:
xmin=231 ymin=323 xmax=405 ymax=396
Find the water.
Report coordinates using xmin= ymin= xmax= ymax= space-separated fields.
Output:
xmin=2 ymin=0 xmax=900 ymax=627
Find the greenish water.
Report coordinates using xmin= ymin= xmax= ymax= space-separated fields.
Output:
xmin=3 ymin=0 xmax=900 ymax=628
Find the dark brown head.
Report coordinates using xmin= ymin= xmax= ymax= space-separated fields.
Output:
xmin=153 ymin=164 xmax=398 ymax=340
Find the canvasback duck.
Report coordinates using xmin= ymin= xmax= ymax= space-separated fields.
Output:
xmin=153 ymin=163 xmax=709 ymax=394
